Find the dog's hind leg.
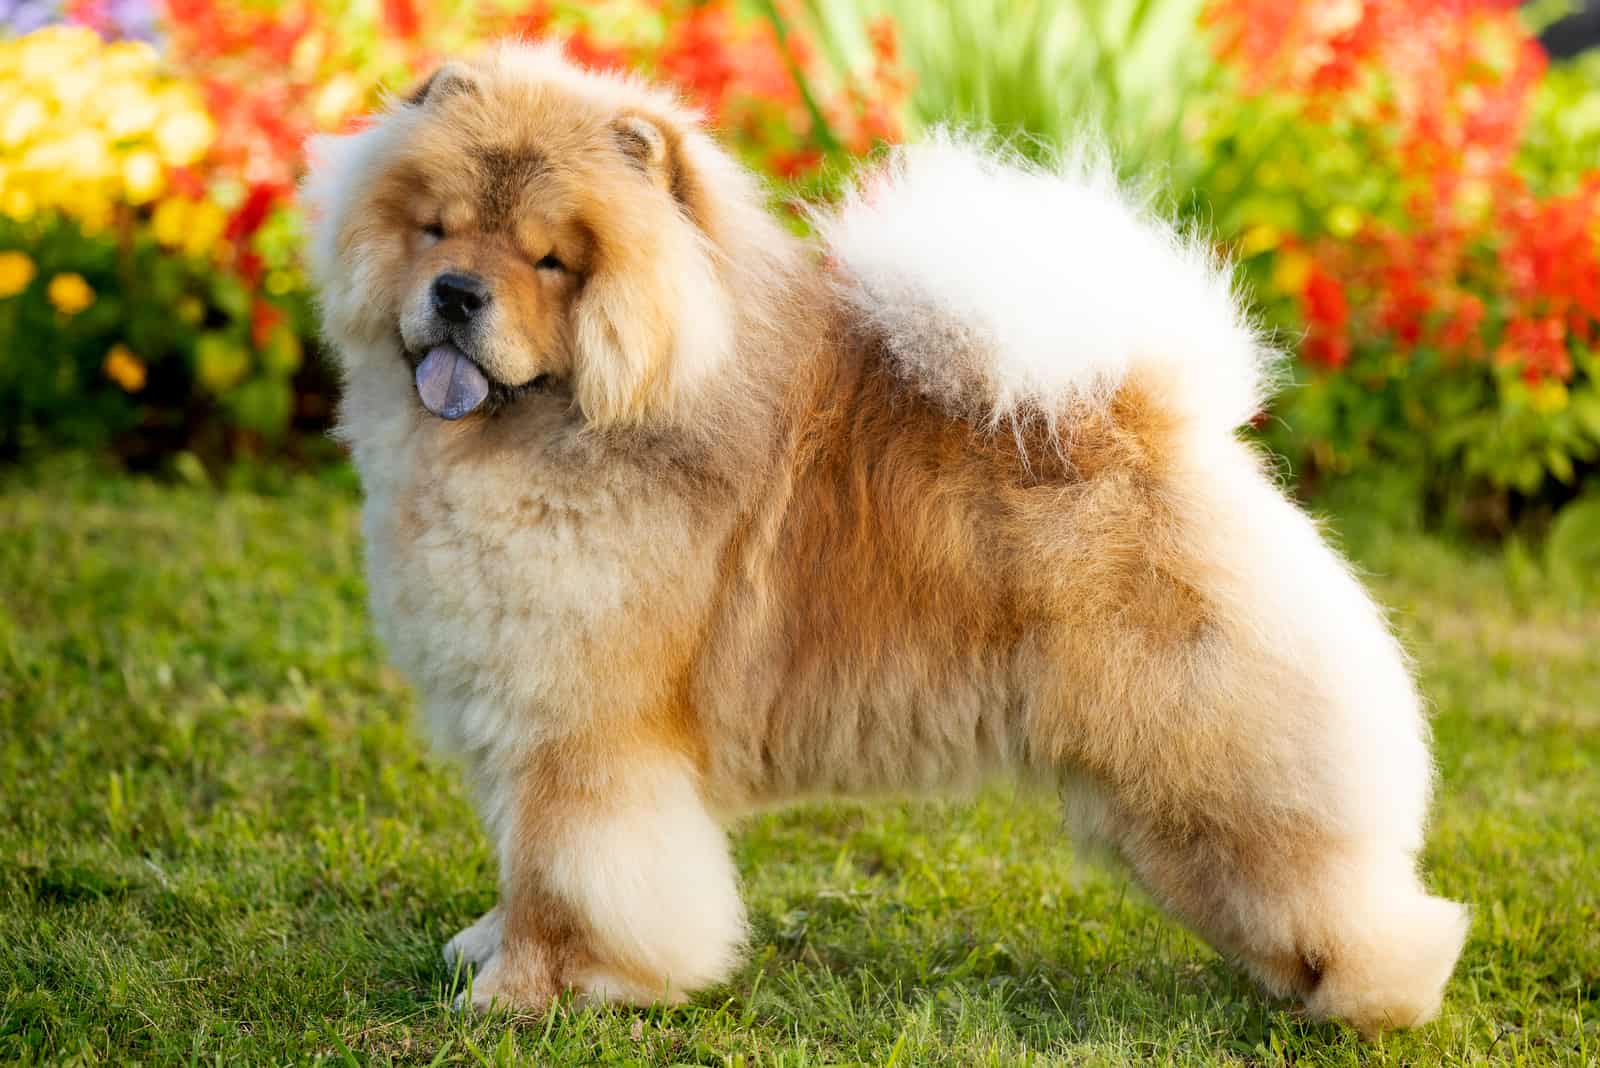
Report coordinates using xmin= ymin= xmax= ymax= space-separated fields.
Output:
xmin=1062 ymin=775 xmax=1468 ymax=1036
xmin=1030 ymin=454 xmax=1467 ymax=1034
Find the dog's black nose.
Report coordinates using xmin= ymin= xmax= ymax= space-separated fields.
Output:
xmin=432 ymin=272 xmax=490 ymax=324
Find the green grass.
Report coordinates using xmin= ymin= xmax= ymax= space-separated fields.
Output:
xmin=1 ymin=459 xmax=1595 ymax=1066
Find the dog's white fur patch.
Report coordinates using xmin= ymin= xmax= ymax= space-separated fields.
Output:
xmin=547 ymin=757 xmax=747 ymax=1003
xmin=821 ymin=134 xmax=1279 ymax=435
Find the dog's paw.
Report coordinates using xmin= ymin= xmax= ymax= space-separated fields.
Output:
xmin=570 ymin=967 xmax=686 ymax=1009
xmin=450 ymin=952 xmax=562 ymax=1015
xmin=443 ymin=905 xmax=504 ymax=971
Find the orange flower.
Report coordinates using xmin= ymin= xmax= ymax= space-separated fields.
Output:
xmin=47 ymin=273 xmax=95 ymax=315
xmin=0 ymin=251 xmax=36 ymax=298
xmin=103 ymin=344 xmax=147 ymax=392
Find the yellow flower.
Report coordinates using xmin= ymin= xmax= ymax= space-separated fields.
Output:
xmin=121 ymin=150 xmax=164 ymax=204
xmin=0 ymin=250 xmax=35 ymax=298
xmin=49 ymin=68 xmax=98 ymax=109
xmin=0 ymin=95 xmax=47 ymax=149
xmin=103 ymin=343 xmax=147 ymax=392
xmin=72 ymin=196 xmax=114 ymax=236
xmin=289 ymin=31 xmax=325 ymax=79
xmin=264 ymin=269 xmax=297 ymax=296
xmin=313 ymin=73 xmax=366 ymax=129
xmin=62 ymin=129 xmax=113 ymax=182
xmin=1326 ymin=204 xmax=1363 ymax=239
xmin=155 ymin=106 xmax=214 ymax=168
xmin=1239 ymin=224 xmax=1281 ymax=257
xmin=1271 ymin=249 xmax=1314 ymax=295
xmin=102 ymin=87 xmax=161 ymax=141
xmin=195 ymin=332 xmax=250 ymax=393
xmin=182 ymin=200 xmax=226 ymax=259
xmin=17 ymin=27 xmax=100 ymax=85
xmin=100 ymin=40 xmax=159 ymax=79
xmin=1 ymin=187 xmax=34 ymax=222
xmin=47 ymin=272 xmax=94 ymax=315
xmin=151 ymin=196 xmax=190 ymax=248
xmin=1531 ymin=380 xmax=1569 ymax=414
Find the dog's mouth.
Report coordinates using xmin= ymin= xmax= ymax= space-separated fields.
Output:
xmin=410 ymin=342 xmax=553 ymax=420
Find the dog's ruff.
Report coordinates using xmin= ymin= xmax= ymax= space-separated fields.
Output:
xmin=304 ymin=42 xmax=1467 ymax=1036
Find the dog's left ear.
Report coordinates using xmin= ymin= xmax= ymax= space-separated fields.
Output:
xmin=609 ymin=111 xmax=706 ymax=214
xmin=613 ymin=113 xmax=668 ymax=171
xmin=571 ymin=113 xmax=731 ymax=427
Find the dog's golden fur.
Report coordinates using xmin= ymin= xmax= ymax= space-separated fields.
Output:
xmin=304 ymin=42 xmax=1468 ymax=1035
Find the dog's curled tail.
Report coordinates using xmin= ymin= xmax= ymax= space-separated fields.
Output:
xmin=818 ymin=134 xmax=1280 ymax=439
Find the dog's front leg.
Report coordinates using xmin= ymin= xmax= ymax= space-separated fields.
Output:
xmin=458 ymin=732 xmax=746 ymax=1013
xmin=444 ymin=904 xmax=503 ymax=974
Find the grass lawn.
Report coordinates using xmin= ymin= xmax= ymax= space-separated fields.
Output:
xmin=1 ymin=459 xmax=1596 ymax=1067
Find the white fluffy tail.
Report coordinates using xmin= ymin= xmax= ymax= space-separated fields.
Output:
xmin=819 ymin=134 xmax=1279 ymax=437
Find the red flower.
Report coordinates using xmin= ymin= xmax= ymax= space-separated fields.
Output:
xmin=769 ymin=148 xmax=823 ymax=180
xmin=382 ymin=0 xmax=421 ymax=39
xmin=1207 ymin=0 xmax=1597 ymax=385
xmin=659 ymin=5 xmax=746 ymax=115
xmin=250 ymin=299 xmax=284 ymax=349
xmin=236 ymin=251 xmax=264 ymax=286
xmin=867 ymin=15 xmax=899 ymax=66
xmin=1302 ymin=265 xmax=1351 ymax=368
xmin=225 ymin=182 xmax=283 ymax=244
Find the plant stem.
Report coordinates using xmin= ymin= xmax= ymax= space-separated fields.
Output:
xmin=756 ymin=0 xmax=844 ymax=153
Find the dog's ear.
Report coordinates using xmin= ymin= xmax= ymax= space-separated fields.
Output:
xmin=572 ymin=116 xmax=732 ymax=427
xmin=609 ymin=110 xmax=707 ymax=214
xmin=613 ymin=113 xmax=669 ymax=172
xmin=404 ymin=62 xmax=479 ymax=108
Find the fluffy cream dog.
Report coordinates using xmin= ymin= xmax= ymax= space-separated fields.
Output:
xmin=303 ymin=42 xmax=1467 ymax=1035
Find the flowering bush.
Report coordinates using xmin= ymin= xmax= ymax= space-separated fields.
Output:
xmin=4 ymin=0 xmax=1600 ymax=528
xmin=0 ymin=24 xmax=319 ymax=460
xmin=0 ymin=1 xmax=909 ymax=462
xmin=1197 ymin=0 xmax=1600 ymax=523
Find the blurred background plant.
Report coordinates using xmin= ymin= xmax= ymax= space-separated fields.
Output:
xmin=1196 ymin=0 xmax=1600 ymax=535
xmin=2 ymin=0 xmax=1599 ymax=539
xmin=0 ymin=0 xmax=911 ymax=465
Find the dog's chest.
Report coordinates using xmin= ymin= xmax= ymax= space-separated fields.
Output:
xmin=357 ymin=437 xmax=717 ymax=755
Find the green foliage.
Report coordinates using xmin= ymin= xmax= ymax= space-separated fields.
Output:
xmin=2 ymin=464 xmax=1595 ymax=1064
xmin=803 ymin=0 xmax=1208 ymax=179
xmin=0 ymin=214 xmax=326 ymax=465
xmin=806 ymin=1 xmax=1600 ymax=527
xmin=1186 ymin=4 xmax=1600 ymax=525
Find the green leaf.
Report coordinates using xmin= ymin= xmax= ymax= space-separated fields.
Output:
xmin=195 ymin=332 xmax=251 ymax=394
xmin=208 ymin=273 xmax=251 ymax=323
xmin=259 ymin=323 xmax=303 ymax=377
xmin=224 ymin=376 xmax=293 ymax=437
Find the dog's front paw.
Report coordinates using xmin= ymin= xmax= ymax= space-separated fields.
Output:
xmin=443 ymin=905 xmax=504 ymax=971
xmin=451 ymin=950 xmax=563 ymax=1014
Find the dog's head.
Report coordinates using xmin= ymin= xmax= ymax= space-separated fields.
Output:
xmin=303 ymin=43 xmax=748 ymax=427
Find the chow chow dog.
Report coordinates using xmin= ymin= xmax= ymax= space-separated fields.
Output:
xmin=303 ymin=42 xmax=1467 ymax=1035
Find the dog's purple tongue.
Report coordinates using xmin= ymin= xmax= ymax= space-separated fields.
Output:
xmin=415 ymin=344 xmax=489 ymax=420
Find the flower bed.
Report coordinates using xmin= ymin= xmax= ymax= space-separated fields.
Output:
xmin=1198 ymin=0 xmax=1600 ymax=523
xmin=1 ymin=1 xmax=1597 ymax=526
xmin=0 ymin=1 xmax=908 ymax=462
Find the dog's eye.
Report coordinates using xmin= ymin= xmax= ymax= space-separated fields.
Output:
xmin=419 ymin=222 xmax=445 ymax=245
xmin=535 ymin=252 xmax=565 ymax=273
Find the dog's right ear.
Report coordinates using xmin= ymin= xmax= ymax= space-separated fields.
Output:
xmin=405 ymin=62 xmax=479 ymax=108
